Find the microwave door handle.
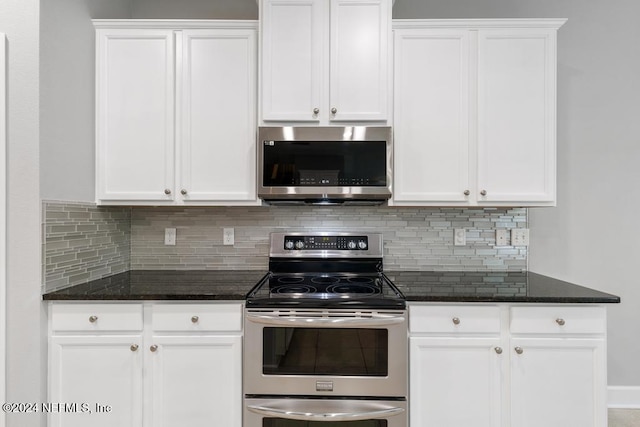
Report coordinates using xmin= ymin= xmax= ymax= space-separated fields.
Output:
xmin=245 ymin=313 xmax=405 ymax=327
xmin=247 ymin=403 xmax=404 ymax=421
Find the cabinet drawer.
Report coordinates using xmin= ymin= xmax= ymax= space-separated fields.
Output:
xmin=152 ymin=303 xmax=242 ymax=332
xmin=51 ymin=303 xmax=143 ymax=332
xmin=510 ymin=306 xmax=606 ymax=335
xmin=409 ymin=305 xmax=501 ymax=334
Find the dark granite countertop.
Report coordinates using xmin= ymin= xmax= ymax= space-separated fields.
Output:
xmin=42 ymin=270 xmax=268 ymax=301
xmin=385 ymin=271 xmax=620 ymax=304
xmin=43 ymin=269 xmax=620 ymax=304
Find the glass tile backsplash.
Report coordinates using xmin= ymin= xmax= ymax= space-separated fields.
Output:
xmin=43 ymin=201 xmax=528 ymax=292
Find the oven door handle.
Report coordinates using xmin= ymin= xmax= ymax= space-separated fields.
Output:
xmin=245 ymin=313 xmax=405 ymax=327
xmin=247 ymin=401 xmax=405 ymax=421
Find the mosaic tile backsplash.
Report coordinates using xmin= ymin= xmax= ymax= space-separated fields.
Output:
xmin=42 ymin=201 xmax=131 ymax=292
xmin=43 ymin=201 xmax=528 ymax=291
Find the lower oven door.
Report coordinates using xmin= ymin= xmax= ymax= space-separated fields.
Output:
xmin=244 ymin=398 xmax=407 ymax=427
xmin=244 ymin=309 xmax=407 ymax=398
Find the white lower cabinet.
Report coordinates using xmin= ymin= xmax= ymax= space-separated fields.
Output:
xmin=410 ymin=337 xmax=503 ymax=427
xmin=50 ymin=335 xmax=144 ymax=427
xmin=409 ymin=304 xmax=608 ymax=427
xmin=48 ymin=302 xmax=243 ymax=427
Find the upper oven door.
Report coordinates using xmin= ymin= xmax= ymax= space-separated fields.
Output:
xmin=244 ymin=309 xmax=407 ymax=398
xmin=257 ymin=126 xmax=392 ymax=201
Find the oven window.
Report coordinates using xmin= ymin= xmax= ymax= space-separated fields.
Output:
xmin=263 ymin=328 xmax=388 ymax=376
xmin=264 ymin=420 xmax=387 ymax=427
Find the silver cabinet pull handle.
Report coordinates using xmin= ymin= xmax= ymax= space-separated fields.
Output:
xmin=191 ymin=316 xmax=199 ymax=323
xmin=452 ymin=317 xmax=460 ymax=325
xmin=164 ymin=188 xmax=171 ymax=195
xmin=480 ymin=190 xmax=487 ymax=196
xmin=515 ymin=347 xmax=524 ymax=355
xmin=495 ymin=347 xmax=503 ymax=354
xmin=331 ymin=107 xmax=337 ymax=115
xmin=181 ymin=189 xmax=188 ymax=196
xmin=150 ymin=345 xmax=158 ymax=352
xmin=313 ymin=108 xmax=320 ymax=115
xmin=89 ymin=315 xmax=98 ymax=323
xmin=130 ymin=344 xmax=139 ymax=352
xmin=556 ymin=318 xmax=566 ymax=326
xmin=464 ymin=190 xmax=470 ymax=196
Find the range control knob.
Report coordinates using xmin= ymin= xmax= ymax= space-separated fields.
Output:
xmin=284 ymin=240 xmax=294 ymax=250
xmin=358 ymin=240 xmax=368 ymax=250
xmin=295 ymin=240 xmax=305 ymax=250
xmin=347 ymin=241 xmax=357 ymax=250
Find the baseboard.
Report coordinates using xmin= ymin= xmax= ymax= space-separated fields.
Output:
xmin=609 ymin=386 xmax=640 ymax=408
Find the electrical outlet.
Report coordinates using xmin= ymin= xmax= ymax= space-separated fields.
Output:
xmin=223 ymin=228 xmax=235 ymax=246
xmin=496 ymin=229 xmax=510 ymax=246
xmin=164 ymin=228 xmax=176 ymax=246
xmin=511 ymin=228 xmax=530 ymax=246
xmin=454 ymin=229 xmax=466 ymax=246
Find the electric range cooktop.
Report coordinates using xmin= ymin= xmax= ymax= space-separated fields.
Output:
xmin=245 ymin=232 xmax=406 ymax=309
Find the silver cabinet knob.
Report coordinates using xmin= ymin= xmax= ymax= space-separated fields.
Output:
xmin=313 ymin=108 xmax=320 ymax=115
xmin=130 ymin=344 xmax=139 ymax=352
xmin=495 ymin=347 xmax=503 ymax=354
xmin=164 ymin=188 xmax=172 ymax=195
xmin=464 ymin=190 xmax=470 ymax=196
xmin=452 ymin=317 xmax=460 ymax=325
xmin=331 ymin=107 xmax=337 ymax=115
xmin=181 ymin=189 xmax=188 ymax=196
xmin=191 ymin=316 xmax=199 ymax=324
xmin=89 ymin=315 xmax=98 ymax=323
xmin=480 ymin=190 xmax=487 ymax=196
xmin=150 ymin=345 xmax=158 ymax=352
xmin=515 ymin=347 xmax=524 ymax=355
xmin=556 ymin=318 xmax=566 ymax=326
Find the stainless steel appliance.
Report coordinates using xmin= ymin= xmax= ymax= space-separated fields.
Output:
xmin=244 ymin=232 xmax=407 ymax=427
xmin=257 ymin=127 xmax=392 ymax=205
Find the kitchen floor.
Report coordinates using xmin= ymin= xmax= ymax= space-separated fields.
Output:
xmin=609 ymin=409 xmax=640 ymax=426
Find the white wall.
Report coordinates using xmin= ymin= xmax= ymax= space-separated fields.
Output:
xmin=394 ymin=0 xmax=640 ymax=389
xmin=40 ymin=0 xmax=132 ymax=201
xmin=0 ymin=0 xmax=43 ymax=426
xmin=131 ymin=0 xmax=258 ymax=19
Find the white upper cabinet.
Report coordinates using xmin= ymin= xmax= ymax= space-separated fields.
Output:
xmin=260 ymin=0 xmax=391 ymax=124
xmin=95 ymin=21 xmax=259 ymax=206
xmin=477 ymin=28 xmax=557 ymax=204
xmin=179 ymin=29 xmax=257 ymax=203
xmin=392 ymin=19 xmax=565 ymax=207
xmin=96 ymin=29 xmax=175 ymax=203
xmin=393 ymin=28 xmax=471 ymax=203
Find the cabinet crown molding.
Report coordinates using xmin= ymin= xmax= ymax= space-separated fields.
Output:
xmin=392 ymin=18 xmax=567 ymax=30
xmin=92 ymin=19 xmax=258 ymax=29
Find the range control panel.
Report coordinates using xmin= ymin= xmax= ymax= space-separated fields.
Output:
xmin=284 ymin=235 xmax=368 ymax=251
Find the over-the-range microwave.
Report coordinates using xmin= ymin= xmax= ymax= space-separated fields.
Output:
xmin=257 ymin=126 xmax=392 ymax=205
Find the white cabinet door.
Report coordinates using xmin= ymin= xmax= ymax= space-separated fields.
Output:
xmin=477 ymin=29 xmax=557 ymax=204
xmin=410 ymin=337 xmax=503 ymax=427
xmin=329 ymin=0 xmax=390 ymax=122
xmin=393 ymin=29 xmax=470 ymax=203
xmin=179 ymin=29 xmax=257 ymax=203
xmin=509 ymin=337 xmax=607 ymax=427
xmin=96 ymin=29 xmax=175 ymax=203
xmin=392 ymin=20 xmax=563 ymax=207
xmin=49 ymin=335 xmax=143 ymax=427
xmin=148 ymin=335 xmax=242 ymax=427
xmin=260 ymin=0 xmax=325 ymax=122
xmin=260 ymin=0 xmax=390 ymax=124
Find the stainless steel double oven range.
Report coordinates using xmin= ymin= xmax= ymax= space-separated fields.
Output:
xmin=244 ymin=232 xmax=407 ymax=427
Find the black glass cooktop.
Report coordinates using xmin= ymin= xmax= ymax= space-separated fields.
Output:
xmin=246 ymin=272 xmax=406 ymax=309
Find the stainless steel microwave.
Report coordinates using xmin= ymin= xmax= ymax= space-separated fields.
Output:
xmin=257 ymin=126 xmax=392 ymax=205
